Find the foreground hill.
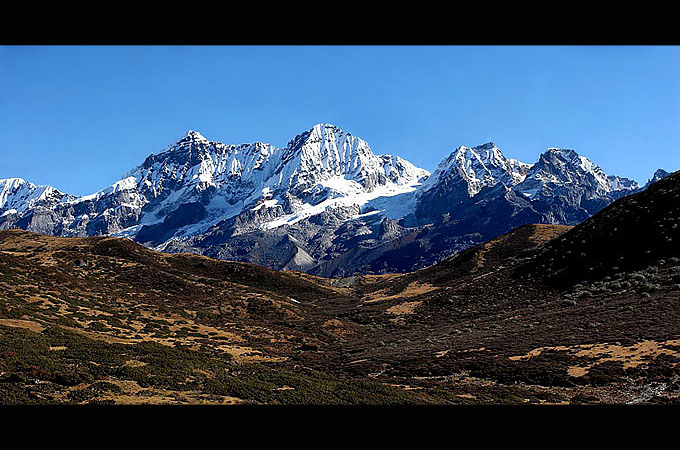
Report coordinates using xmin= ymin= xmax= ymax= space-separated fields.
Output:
xmin=0 ymin=229 xmax=448 ymax=404
xmin=2 ymin=172 xmax=680 ymax=404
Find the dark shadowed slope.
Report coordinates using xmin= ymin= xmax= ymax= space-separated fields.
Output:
xmin=516 ymin=170 xmax=680 ymax=287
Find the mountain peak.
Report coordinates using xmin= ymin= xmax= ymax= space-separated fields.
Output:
xmin=286 ymin=123 xmax=346 ymax=151
xmin=311 ymin=123 xmax=344 ymax=133
xmin=421 ymin=142 xmax=528 ymax=198
xmin=652 ymin=168 xmax=670 ymax=179
xmin=182 ymin=130 xmax=209 ymax=143
xmin=0 ymin=177 xmax=67 ymax=213
xmin=543 ymin=147 xmax=579 ymax=159
xmin=536 ymin=148 xmax=600 ymax=175
xmin=161 ymin=130 xmax=211 ymax=152
xmin=306 ymin=123 xmax=354 ymax=143
xmin=0 ymin=177 xmax=28 ymax=187
xmin=644 ymin=169 xmax=671 ymax=188
xmin=472 ymin=142 xmax=498 ymax=150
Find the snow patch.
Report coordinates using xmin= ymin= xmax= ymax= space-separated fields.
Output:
xmin=260 ymin=176 xmax=421 ymax=230
xmin=251 ymin=199 xmax=279 ymax=211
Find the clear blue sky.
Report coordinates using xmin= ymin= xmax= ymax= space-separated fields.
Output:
xmin=1 ymin=45 xmax=679 ymax=195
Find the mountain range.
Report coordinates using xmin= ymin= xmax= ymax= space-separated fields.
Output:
xmin=0 ymin=123 xmax=670 ymax=275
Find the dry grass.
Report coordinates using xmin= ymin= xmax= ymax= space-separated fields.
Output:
xmin=386 ymin=301 xmax=423 ymax=316
xmin=0 ymin=319 xmax=45 ymax=333
xmin=510 ymin=338 xmax=680 ymax=377
xmin=62 ymin=380 xmax=244 ymax=405
xmin=364 ymin=281 xmax=435 ymax=303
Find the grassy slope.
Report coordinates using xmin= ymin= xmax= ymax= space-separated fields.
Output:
xmin=0 ymin=230 xmax=441 ymax=404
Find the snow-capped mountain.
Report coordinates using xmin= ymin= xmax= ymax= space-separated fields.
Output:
xmin=0 ymin=124 xmax=671 ymax=275
xmin=513 ymin=148 xmax=638 ymax=201
xmin=0 ymin=174 xmax=145 ymax=236
xmin=508 ymin=148 xmax=641 ymax=224
xmin=419 ymin=142 xmax=530 ymax=197
xmin=0 ymin=178 xmax=71 ymax=215
xmin=343 ymin=143 xmax=670 ymax=276
xmin=0 ymin=124 xmax=428 ymax=248
xmin=128 ymin=124 xmax=428 ymax=241
xmin=412 ymin=144 xmax=646 ymax=226
xmin=413 ymin=142 xmax=530 ymax=220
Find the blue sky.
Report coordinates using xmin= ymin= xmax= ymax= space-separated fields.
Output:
xmin=1 ymin=45 xmax=679 ymax=195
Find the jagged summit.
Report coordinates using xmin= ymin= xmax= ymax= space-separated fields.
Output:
xmin=0 ymin=177 xmax=69 ymax=224
xmin=472 ymin=142 xmax=498 ymax=149
xmin=523 ymin=147 xmax=640 ymax=197
xmin=170 ymin=129 xmax=212 ymax=150
xmin=543 ymin=147 xmax=578 ymax=156
xmin=286 ymin=123 xmax=345 ymax=147
xmin=275 ymin=123 xmax=428 ymax=197
xmin=160 ymin=129 xmax=212 ymax=152
xmin=420 ymin=142 xmax=530 ymax=197
xmin=646 ymin=169 xmax=671 ymax=187
xmin=184 ymin=129 xmax=209 ymax=141
xmin=312 ymin=122 xmax=345 ymax=133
